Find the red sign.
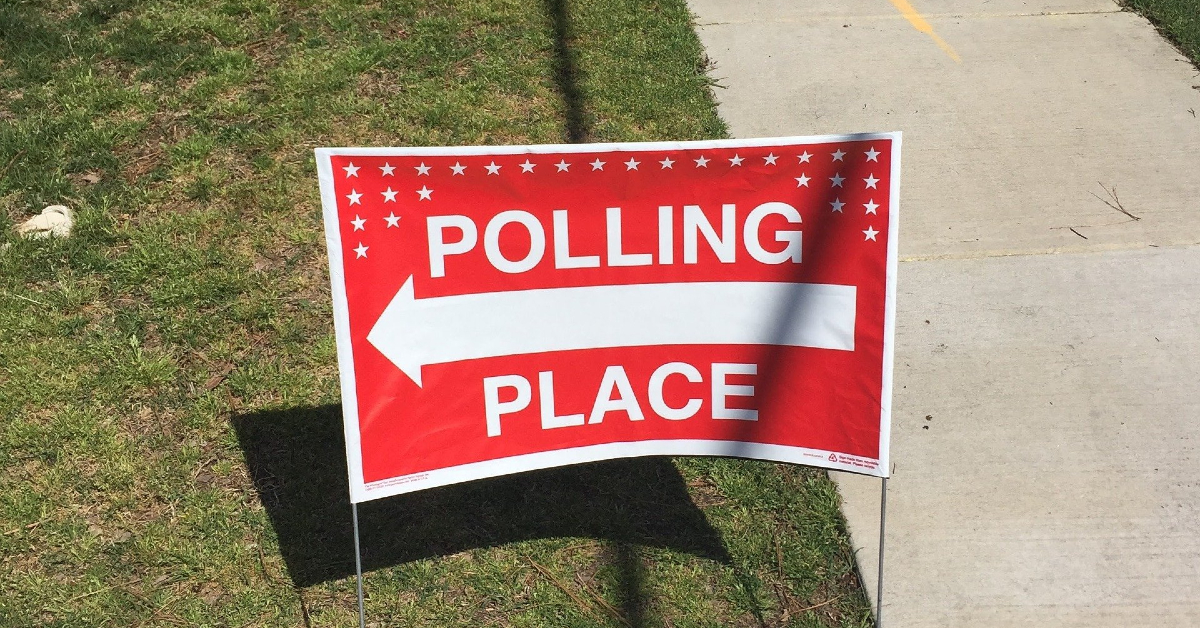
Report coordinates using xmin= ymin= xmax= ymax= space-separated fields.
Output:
xmin=317 ymin=135 xmax=899 ymax=502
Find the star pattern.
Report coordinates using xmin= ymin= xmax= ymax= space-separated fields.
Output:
xmin=335 ymin=148 xmax=884 ymax=182
xmin=334 ymin=142 xmax=891 ymax=263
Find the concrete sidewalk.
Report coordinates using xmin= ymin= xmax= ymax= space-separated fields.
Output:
xmin=687 ymin=0 xmax=1200 ymax=625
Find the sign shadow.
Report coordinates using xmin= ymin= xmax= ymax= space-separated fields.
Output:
xmin=232 ymin=405 xmax=732 ymax=589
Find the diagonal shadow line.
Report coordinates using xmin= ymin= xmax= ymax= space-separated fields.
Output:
xmin=720 ymin=157 xmax=882 ymax=462
xmin=546 ymin=0 xmax=588 ymax=143
xmin=232 ymin=405 xmax=732 ymax=589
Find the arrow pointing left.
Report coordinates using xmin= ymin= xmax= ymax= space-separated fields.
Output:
xmin=366 ymin=277 xmax=857 ymax=387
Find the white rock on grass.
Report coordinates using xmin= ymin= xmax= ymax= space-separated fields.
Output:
xmin=16 ymin=205 xmax=74 ymax=239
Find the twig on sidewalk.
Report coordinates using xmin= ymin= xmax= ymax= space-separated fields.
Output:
xmin=1091 ymin=182 xmax=1140 ymax=221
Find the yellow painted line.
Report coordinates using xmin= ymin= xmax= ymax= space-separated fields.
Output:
xmin=698 ymin=10 xmax=1123 ymax=26
xmin=887 ymin=0 xmax=962 ymax=63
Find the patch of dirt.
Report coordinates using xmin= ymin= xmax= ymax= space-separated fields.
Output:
xmin=686 ymin=476 xmax=728 ymax=508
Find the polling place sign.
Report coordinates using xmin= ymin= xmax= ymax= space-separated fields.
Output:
xmin=317 ymin=134 xmax=899 ymax=503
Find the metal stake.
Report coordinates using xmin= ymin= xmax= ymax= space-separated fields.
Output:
xmin=353 ymin=501 xmax=366 ymax=628
xmin=876 ymin=477 xmax=888 ymax=628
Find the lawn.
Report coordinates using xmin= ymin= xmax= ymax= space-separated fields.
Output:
xmin=0 ymin=1 xmax=873 ymax=626
xmin=1123 ymin=0 xmax=1200 ymax=65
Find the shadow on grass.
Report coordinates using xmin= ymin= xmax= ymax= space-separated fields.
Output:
xmin=546 ymin=0 xmax=588 ymax=143
xmin=232 ymin=405 xmax=731 ymax=590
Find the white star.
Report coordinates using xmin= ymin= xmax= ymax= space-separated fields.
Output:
xmin=864 ymin=174 xmax=879 ymax=189
xmin=485 ymin=161 xmax=501 ymax=175
xmin=520 ymin=160 xmax=535 ymax=173
xmin=346 ymin=189 xmax=362 ymax=205
xmin=832 ymin=149 xmax=846 ymax=162
xmin=555 ymin=159 xmax=570 ymax=172
xmin=381 ymin=187 xmax=398 ymax=202
xmin=830 ymin=198 xmax=845 ymax=213
xmin=351 ymin=215 xmax=366 ymax=231
xmin=624 ymin=158 xmax=640 ymax=170
xmin=795 ymin=174 xmax=810 ymax=187
xmin=384 ymin=212 xmax=401 ymax=228
xmin=379 ymin=163 xmax=395 ymax=176
xmin=865 ymin=147 xmax=880 ymax=162
xmin=659 ymin=157 xmax=674 ymax=169
xmin=694 ymin=155 xmax=710 ymax=168
xmin=354 ymin=242 xmax=368 ymax=258
xmin=729 ymin=154 xmax=744 ymax=166
xmin=414 ymin=162 xmax=431 ymax=176
xmin=798 ymin=151 xmax=812 ymax=163
xmin=830 ymin=173 xmax=845 ymax=187
xmin=450 ymin=162 xmax=466 ymax=175
xmin=417 ymin=186 xmax=433 ymax=200
xmin=863 ymin=226 xmax=879 ymax=241
xmin=763 ymin=153 xmax=778 ymax=165
xmin=864 ymin=199 xmax=879 ymax=215
xmin=343 ymin=162 xmax=359 ymax=177
xmin=590 ymin=158 xmax=605 ymax=171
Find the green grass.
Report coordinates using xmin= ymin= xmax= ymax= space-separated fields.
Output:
xmin=0 ymin=1 xmax=872 ymax=626
xmin=1123 ymin=0 xmax=1200 ymax=65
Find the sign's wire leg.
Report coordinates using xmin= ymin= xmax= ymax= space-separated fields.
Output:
xmin=876 ymin=477 xmax=888 ymax=628
xmin=353 ymin=502 xmax=366 ymax=628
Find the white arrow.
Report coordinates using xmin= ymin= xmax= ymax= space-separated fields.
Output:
xmin=367 ymin=278 xmax=857 ymax=387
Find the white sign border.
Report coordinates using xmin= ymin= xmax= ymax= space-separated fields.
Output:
xmin=316 ymin=132 xmax=900 ymax=503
